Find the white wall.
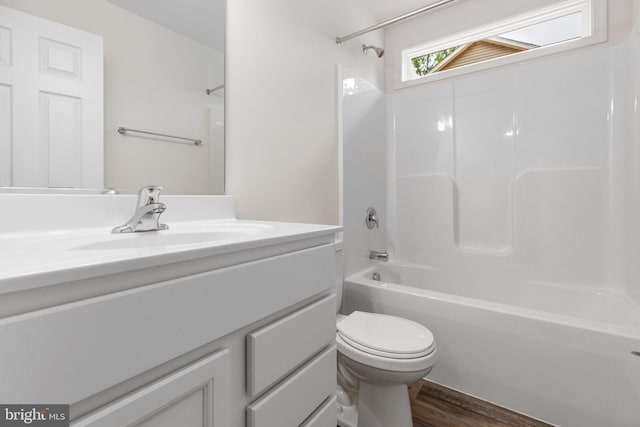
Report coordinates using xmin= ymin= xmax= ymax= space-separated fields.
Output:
xmin=0 ymin=0 xmax=224 ymax=194
xmin=226 ymin=0 xmax=384 ymax=224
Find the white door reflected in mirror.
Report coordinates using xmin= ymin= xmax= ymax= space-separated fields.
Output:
xmin=0 ymin=5 xmax=103 ymax=188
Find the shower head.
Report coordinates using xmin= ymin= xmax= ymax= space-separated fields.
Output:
xmin=362 ymin=44 xmax=384 ymax=58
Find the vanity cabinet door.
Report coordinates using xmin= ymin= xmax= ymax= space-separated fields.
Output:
xmin=72 ymin=349 xmax=229 ymax=427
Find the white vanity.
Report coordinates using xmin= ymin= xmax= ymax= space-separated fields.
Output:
xmin=0 ymin=194 xmax=340 ymax=427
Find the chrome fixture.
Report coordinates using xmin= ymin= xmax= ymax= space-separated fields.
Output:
xmin=206 ymin=84 xmax=225 ymax=96
xmin=112 ymin=185 xmax=168 ymax=233
xmin=369 ymin=251 xmax=389 ymax=262
xmin=362 ymin=44 xmax=384 ymax=58
xmin=117 ymin=127 xmax=202 ymax=146
xmin=372 ymin=272 xmax=381 ymax=281
xmin=336 ymin=0 xmax=456 ymax=46
xmin=365 ymin=207 xmax=379 ymax=229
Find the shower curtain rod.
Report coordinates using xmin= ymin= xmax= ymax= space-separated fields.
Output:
xmin=336 ymin=0 xmax=456 ymax=45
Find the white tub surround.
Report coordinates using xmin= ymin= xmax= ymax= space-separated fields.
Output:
xmin=0 ymin=194 xmax=340 ymax=426
xmin=339 ymin=4 xmax=640 ymax=426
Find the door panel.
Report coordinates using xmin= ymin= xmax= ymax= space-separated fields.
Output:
xmin=0 ymin=5 xmax=103 ymax=188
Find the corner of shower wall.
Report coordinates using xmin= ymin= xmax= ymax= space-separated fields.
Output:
xmin=340 ymin=68 xmax=388 ymax=277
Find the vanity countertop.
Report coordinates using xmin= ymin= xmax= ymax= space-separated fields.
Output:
xmin=0 ymin=194 xmax=340 ymax=296
xmin=0 ymin=219 xmax=340 ymax=295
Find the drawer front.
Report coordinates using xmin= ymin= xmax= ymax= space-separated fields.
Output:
xmin=246 ymin=345 xmax=336 ymax=427
xmin=247 ymin=294 xmax=336 ymax=397
xmin=301 ymin=396 xmax=337 ymax=427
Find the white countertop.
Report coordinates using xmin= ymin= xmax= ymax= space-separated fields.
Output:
xmin=0 ymin=194 xmax=340 ymax=296
xmin=0 ymin=219 xmax=340 ymax=295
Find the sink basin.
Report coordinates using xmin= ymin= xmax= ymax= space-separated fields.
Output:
xmin=71 ymin=223 xmax=275 ymax=251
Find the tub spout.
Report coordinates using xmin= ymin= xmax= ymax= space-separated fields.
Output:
xmin=369 ymin=251 xmax=388 ymax=262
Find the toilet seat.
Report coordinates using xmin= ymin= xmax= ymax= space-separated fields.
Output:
xmin=337 ymin=311 xmax=435 ymax=358
xmin=339 ymin=333 xmax=433 ymax=359
xmin=336 ymin=311 xmax=436 ymax=372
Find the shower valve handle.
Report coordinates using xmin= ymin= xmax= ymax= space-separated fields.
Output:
xmin=366 ymin=207 xmax=379 ymax=229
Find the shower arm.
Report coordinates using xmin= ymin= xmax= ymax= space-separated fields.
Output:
xmin=336 ymin=0 xmax=456 ymax=46
xmin=206 ymin=84 xmax=225 ymax=96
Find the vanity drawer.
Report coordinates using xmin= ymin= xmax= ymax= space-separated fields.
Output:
xmin=301 ymin=396 xmax=337 ymax=427
xmin=247 ymin=294 xmax=336 ymax=397
xmin=246 ymin=345 xmax=336 ymax=427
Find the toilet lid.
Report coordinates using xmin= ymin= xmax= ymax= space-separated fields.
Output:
xmin=337 ymin=311 xmax=435 ymax=359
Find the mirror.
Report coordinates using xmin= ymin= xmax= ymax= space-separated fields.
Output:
xmin=0 ymin=0 xmax=225 ymax=194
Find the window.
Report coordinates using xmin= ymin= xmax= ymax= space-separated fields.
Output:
xmin=400 ymin=0 xmax=607 ymax=84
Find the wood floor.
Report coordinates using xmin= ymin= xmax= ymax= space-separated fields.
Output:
xmin=409 ymin=380 xmax=556 ymax=427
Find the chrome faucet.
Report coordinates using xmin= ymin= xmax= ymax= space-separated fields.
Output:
xmin=369 ymin=251 xmax=388 ymax=262
xmin=112 ymin=185 xmax=169 ymax=233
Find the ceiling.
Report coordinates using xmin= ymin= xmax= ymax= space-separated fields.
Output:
xmin=362 ymin=0 xmax=452 ymax=21
xmin=103 ymin=0 xmax=435 ymax=54
xmin=107 ymin=0 xmax=225 ymax=52
xmin=103 ymin=0 xmax=552 ymax=54
xmin=362 ymin=0 xmax=559 ymax=24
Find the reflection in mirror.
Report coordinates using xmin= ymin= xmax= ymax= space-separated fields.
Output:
xmin=0 ymin=0 xmax=225 ymax=194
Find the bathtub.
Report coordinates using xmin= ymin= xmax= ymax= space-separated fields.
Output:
xmin=342 ymin=263 xmax=640 ymax=427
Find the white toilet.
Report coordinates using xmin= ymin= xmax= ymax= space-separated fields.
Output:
xmin=335 ymin=289 xmax=437 ymax=427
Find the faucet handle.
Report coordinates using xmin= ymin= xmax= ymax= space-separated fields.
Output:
xmin=365 ymin=207 xmax=379 ymax=229
xmin=136 ymin=185 xmax=163 ymax=207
